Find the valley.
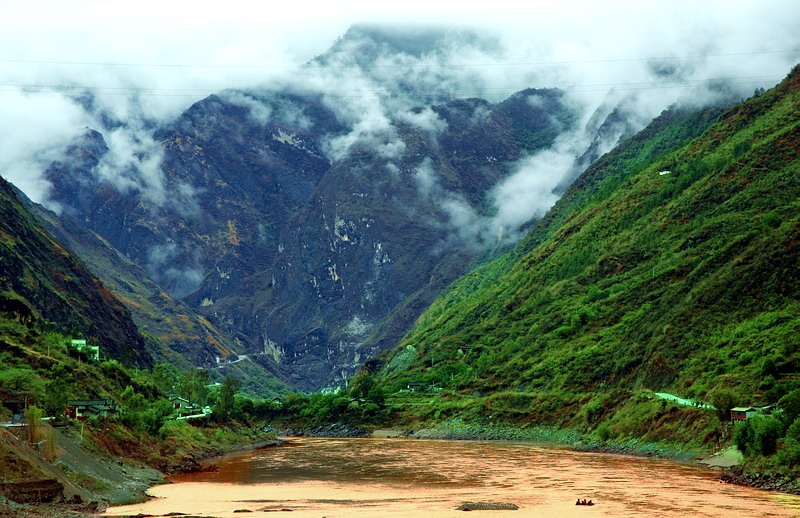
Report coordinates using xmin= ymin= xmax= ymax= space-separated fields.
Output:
xmin=0 ymin=15 xmax=798 ymax=517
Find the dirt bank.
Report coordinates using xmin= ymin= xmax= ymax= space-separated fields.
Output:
xmin=0 ymin=424 xmax=163 ymax=517
xmin=0 ymin=421 xmax=281 ymax=517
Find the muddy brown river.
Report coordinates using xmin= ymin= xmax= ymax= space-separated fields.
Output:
xmin=106 ymin=437 xmax=800 ymax=517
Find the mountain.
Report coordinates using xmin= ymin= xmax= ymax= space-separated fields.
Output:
xmin=43 ymin=25 xmax=637 ymax=390
xmin=0 ymin=176 xmax=149 ymax=367
xmin=37 ymin=26 xmax=741 ymax=391
xmin=373 ymin=66 xmax=799 ymax=434
xmin=44 ymin=87 xmax=584 ymax=390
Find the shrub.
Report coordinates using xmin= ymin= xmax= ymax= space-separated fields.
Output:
xmin=42 ymin=428 xmax=59 ymax=462
xmin=779 ymin=389 xmax=800 ymax=426
xmin=710 ymin=390 xmax=737 ymax=423
xmin=596 ymin=424 xmax=614 ymax=442
xmin=25 ymin=405 xmax=43 ymax=443
xmin=734 ymin=415 xmax=782 ymax=456
xmin=763 ymin=211 xmax=781 ymax=229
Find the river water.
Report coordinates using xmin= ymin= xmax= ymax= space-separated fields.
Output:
xmin=106 ymin=437 xmax=800 ymax=517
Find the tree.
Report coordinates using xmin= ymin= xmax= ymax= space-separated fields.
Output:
xmin=42 ymin=365 xmax=73 ymax=419
xmin=779 ymin=388 xmax=800 ymax=426
xmin=734 ymin=415 xmax=782 ymax=456
xmin=119 ymin=385 xmax=148 ymax=430
xmin=142 ymin=400 xmax=174 ymax=436
xmin=25 ymin=405 xmax=43 ymax=443
xmin=780 ymin=418 xmax=800 ymax=465
xmin=213 ymin=377 xmax=241 ymax=421
xmin=0 ymin=367 xmax=43 ymax=394
xmin=710 ymin=389 xmax=737 ymax=423
xmin=177 ymin=369 xmax=210 ymax=406
xmin=152 ymin=363 xmax=180 ymax=394
xmin=350 ymin=373 xmax=386 ymax=407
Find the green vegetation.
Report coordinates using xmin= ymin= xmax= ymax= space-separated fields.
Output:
xmin=1 ymin=60 xmax=798 ymax=502
xmin=365 ymin=67 xmax=800 ymax=469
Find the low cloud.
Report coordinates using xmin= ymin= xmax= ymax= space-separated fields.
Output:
xmin=0 ymin=91 xmax=88 ymax=204
xmin=146 ymin=243 xmax=204 ymax=298
xmin=95 ymin=125 xmax=166 ymax=206
xmin=413 ymin=128 xmax=591 ymax=250
xmin=219 ymin=91 xmax=273 ymax=126
xmin=0 ymin=1 xmax=796 ymax=249
xmin=396 ymin=107 xmax=448 ymax=137
xmin=489 ymin=136 xmax=582 ymax=239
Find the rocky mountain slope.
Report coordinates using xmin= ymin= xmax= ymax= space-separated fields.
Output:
xmin=0 ymin=176 xmax=149 ymax=367
xmin=39 ymin=26 xmax=631 ymax=390
xmin=36 ymin=26 xmax=735 ymax=390
xmin=374 ymin=65 xmax=799 ymax=424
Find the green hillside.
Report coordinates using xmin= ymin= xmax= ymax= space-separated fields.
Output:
xmin=26 ymin=201 xmax=289 ymax=398
xmin=0 ymin=177 xmax=151 ymax=368
xmin=375 ymin=66 xmax=799 ymax=452
xmin=0 ymin=174 xmax=160 ymax=409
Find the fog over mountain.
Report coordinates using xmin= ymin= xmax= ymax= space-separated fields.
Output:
xmin=1 ymin=1 xmax=798 ymax=389
xmin=2 ymin=1 xmax=797 ymax=212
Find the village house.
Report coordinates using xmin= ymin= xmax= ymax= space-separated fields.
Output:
xmin=70 ymin=339 xmax=100 ymax=362
xmin=730 ymin=403 xmax=778 ymax=422
xmin=730 ymin=406 xmax=758 ymax=421
xmin=65 ymin=400 xmax=119 ymax=421
xmin=168 ymin=395 xmax=201 ymax=416
xmin=752 ymin=403 xmax=776 ymax=414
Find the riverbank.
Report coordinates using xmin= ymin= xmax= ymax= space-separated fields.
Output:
xmin=721 ymin=466 xmax=800 ymax=494
xmin=0 ymin=421 xmax=281 ymax=518
xmin=317 ymin=418 xmax=797 ymax=498
xmin=391 ymin=421 xmax=800 ymax=496
xmin=395 ymin=419 xmax=701 ymax=460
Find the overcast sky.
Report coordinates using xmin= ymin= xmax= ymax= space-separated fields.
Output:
xmin=1 ymin=0 xmax=798 ymax=206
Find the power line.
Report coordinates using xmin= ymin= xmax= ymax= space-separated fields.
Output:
xmin=0 ymin=49 xmax=797 ymax=70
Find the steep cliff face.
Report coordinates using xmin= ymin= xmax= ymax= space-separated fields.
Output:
xmin=375 ymin=67 xmax=799 ymax=407
xmin=0 ymin=176 xmax=150 ymax=367
xmin=39 ymin=27 xmax=648 ymax=390
xmin=205 ymin=90 xmax=581 ymax=388
xmin=43 ymin=87 xmax=587 ymax=389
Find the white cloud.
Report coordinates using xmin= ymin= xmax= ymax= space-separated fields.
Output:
xmin=397 ymin=107 xmax=448 ymax=136
xmin=490 ymin=137 xmax=580 ymax=237
xmin=0 ymin=91 xmax=88 ymax=204
xmin=0 ymin=0 xmax=796 ymax=232
xmin=219 ymin=91 xmax=273 ymax=126
xmin=95 ymin=125 xmax=166 ymax=206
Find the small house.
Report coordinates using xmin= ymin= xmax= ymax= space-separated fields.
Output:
xmin=730 ymin=406 xmax=757 ymax=422
xmin=65 ymin=400 xmax=119 ymax=421
xmin=168 ymin=395 xmax=200 ymax=416
xmin=70 ymin=339 xmax=100 ymax=362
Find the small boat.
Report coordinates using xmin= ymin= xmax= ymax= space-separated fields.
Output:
xmin=576 ymin=499 xmax=595 ymax=506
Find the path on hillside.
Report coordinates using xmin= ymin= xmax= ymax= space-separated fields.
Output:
xmin=654 ymin=392 xmax=716 ymax=409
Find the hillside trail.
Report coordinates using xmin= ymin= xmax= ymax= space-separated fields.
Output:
xmin=654 ymin=392 xmax=715 ymax=409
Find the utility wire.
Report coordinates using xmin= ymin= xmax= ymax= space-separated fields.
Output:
xmin=0 ymin=49 xmax=797 ymax=69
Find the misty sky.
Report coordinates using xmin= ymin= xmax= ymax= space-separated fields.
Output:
xmin=1 ymin=0 xmax=798 ymax=222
